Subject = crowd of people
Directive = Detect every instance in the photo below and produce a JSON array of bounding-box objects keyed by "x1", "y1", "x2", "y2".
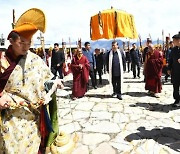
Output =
[
  {"x1": 0, "y1": 7, "x2": 179, "y2": 154},
  {"x1": 42, "y1": 33, "x2": 179, "y2": 105}
]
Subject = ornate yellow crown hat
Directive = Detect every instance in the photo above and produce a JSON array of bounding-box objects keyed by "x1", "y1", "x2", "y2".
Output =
[{"x1": 8, "y1": 8, "x2": 46, "y2": 40}]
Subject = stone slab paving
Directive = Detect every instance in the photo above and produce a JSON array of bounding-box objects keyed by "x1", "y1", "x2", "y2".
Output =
[{"x1": 56, "y1": 70, "x2": 180, "y2": 154}]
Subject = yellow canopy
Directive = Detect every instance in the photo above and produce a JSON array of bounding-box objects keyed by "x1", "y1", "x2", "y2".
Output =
[{"x1": 90, "y1": 8, "x2": 138, "y2": 40}]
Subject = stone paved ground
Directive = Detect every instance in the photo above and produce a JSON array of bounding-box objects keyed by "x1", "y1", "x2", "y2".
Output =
[{"x1": 56, "y1": 69, "x2": 180, "y2": 154}]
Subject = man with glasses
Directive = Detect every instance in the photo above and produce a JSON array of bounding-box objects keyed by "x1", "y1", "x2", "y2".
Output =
[{"x1": 107, "y1": 41, "x2": 125, "y2": 100}]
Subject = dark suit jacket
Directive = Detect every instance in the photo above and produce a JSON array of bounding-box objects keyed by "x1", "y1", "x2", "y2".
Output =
[
  {"x1": 130, "y1": 48, "x2": 140, "y2": 64},
  {"x1": 51, "y1": 49, "x2": 65, "y2": 69},
  {"x1": 106, "y1": 50, "x2": 126, "y2": 72},
  {"x1": 95, "y1": 53, "x2": 103, "y2": 70},
  {"x1": 168, "y1": 46, "x2": 180, "y2": 84}
]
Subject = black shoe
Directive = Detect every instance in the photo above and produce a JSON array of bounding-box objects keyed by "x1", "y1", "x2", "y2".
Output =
[
  {"x1": 52, "y1": 76, "x2": 56, "y2": 80},
  {"x1": 165, "y1": 76, "x2": 168, "y2": 82},
  {"x1": 117, "y1": 95, "x2": 122, "y2": 100},
  {"x1": 93, "y1": 86, "x2": 97, "y2": 89},
  {"x1": 137, "y1": 76, "x2": 140, "y2": 78},
  {"x1": 133, "y1": 76, "x2": 136, "y2": 79},
  {"x1": 112, "y1": 93, "x2": 117, "y2": 98},
  {"x1": 172, "y1": 100, "x2": 180, "y2": 107}
]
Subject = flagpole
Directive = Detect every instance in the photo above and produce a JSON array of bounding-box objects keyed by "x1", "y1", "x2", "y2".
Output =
[
  {"x1": 162, "y1": 29, "x2": 165, "y2": 51},
  {"x1": 62, "y1": 38, "x2": 64, "y2": 48},
  {"x1": 138, "y1": 34, "x2": 142, "y2": 52},
  {"x1": 69, "y1": 37, "x2": 72, "y2": 60},
  {"x1": 40, "y1": 32, "x2": 46, "y2": 63},
  {"x1": 12, "y1": 9, "x2": 15, "y2": 29}
]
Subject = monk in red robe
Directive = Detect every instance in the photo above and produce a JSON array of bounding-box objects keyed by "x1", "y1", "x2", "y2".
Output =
[
  {"x1": 144, "y1": 45, "x2": 163, "y2": 97},
  {"x1": 71, "y1": 48, "x2": 90, "y2": 99}
]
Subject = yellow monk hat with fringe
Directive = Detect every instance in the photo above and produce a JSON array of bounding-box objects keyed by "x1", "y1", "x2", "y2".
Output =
[{"x1": 8, "y1": 8, "x2": 46, "y2": 40}]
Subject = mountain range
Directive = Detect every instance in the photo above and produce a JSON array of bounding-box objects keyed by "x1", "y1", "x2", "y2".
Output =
[
  {"x1": 0, "y1": 38, "x2": 164, "y2": 50},
  {"x1": 33, "y1": 39, "x2": 164, "y2": 50}
]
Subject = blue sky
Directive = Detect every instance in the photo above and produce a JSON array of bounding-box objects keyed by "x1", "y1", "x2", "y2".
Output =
[{"x1": 0, "y1": 0, "x2": 179, "y2": 45}]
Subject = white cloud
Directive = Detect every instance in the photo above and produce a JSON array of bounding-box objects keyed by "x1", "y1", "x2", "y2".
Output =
[{"x1": 0, "y1": 0, "x2": 179, "y2": 45}]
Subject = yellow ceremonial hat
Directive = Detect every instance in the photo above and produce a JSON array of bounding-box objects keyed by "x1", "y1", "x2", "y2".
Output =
[{"x1": 8, "y1": 8, "x2": 46, "y2": 40}]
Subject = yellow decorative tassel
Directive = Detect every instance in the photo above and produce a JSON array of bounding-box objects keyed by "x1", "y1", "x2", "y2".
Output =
[{"x1": 50, "y1": 131, "x2": 79, "y2": 154}]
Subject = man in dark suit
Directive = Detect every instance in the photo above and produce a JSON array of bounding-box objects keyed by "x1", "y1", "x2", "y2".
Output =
[
  {"x1": 51, "y1": 43, "x2": 65, "y2": 79},
  {"x1": 101, "y1": 48, "x2": 107, "y2": 74},
  {"x1": 168, "y1": 32, "x2": 180, "y2": 107},
  {"x1": 164, "y1": 41, "x2": 174, "y2": 82},
  {"x1": 130, "y1": 43, "x2": 141, "y2": 78},
  {"x1": 106, "y1": 41, "x2": 126, "y2": 100},
  {"x1": 94, "y1": 48, "x2": 103, "y2": 85}
]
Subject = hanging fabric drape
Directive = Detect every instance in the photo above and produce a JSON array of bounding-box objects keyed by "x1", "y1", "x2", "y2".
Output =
[{"x1": 90, "y1": 8, "x2": 138, "y2": 40}]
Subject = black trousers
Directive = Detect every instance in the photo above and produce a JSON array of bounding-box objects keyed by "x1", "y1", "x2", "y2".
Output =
[
  {"x1": 132, "y1": 62, "x2": 140, "y2": 77},
  {"x1": 94, "y1": 69, "x2": 102, "y2": 85},
  {"x1": 112, "y1": 76, "x2": 121, "y2": 95},
  {"x1": 103, "y1": 64, "x2": 106, "y2": 73},
  {"x1": 127, "y1": 61, "x2": 131, "y2": 72},
  {"x1": 163, "y1": 66, "x2": 170, "y2": 81},
  {"x1": 173, "y1": 83, "x2": 180, "y2": 101},
  {"x1": 51, "y1": 66, "x2": 63, "y2": 79},
  {"x1": 89, "y1": 66, "x2": 96, "y2": 87}
]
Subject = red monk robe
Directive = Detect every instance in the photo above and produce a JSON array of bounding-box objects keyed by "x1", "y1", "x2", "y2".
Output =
[
  {"x1": 145, "y1": 48, "x2": 163, "y2": 93},
  {"x1": 71, "y1": 54, "x2": 90, "y2": 98}
]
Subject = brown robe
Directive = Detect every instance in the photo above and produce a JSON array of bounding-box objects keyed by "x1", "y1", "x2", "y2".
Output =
[
  {"x1": 145, "y1": 50, "x2": 163, "y2": 93},
  {"x1": 71, "y1": 55, "x2": 90, "y2": 98}
]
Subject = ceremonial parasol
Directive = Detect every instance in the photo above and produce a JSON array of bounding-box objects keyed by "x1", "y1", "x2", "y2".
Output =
[{"x1": 90, "y1": 7, "x2": 138, "y2": 40}]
